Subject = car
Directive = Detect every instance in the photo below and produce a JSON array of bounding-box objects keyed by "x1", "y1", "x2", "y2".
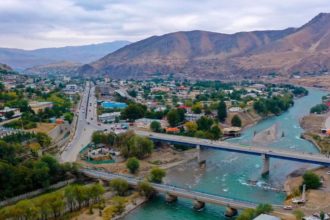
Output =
[
  {"x1": 327, "y1": 171, "x2": 330, "y2": 175},
  {"x1": 283, "y1": 205, "x2": 293, "y2": 210},
  {"x1": 98, "y1": 123, "x2": 101, "y2": 126},
  {"x1": 87, "y1": 122, "x2": 90, "y2": 125}
]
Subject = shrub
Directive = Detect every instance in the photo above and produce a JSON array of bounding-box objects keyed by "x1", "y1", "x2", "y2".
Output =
[
  {"x1": 149, "y1": 167, "x2": 166, "y2": 183},
  {"x1": 126, "y1": 157, "x2": 140, "y2": 174},
  {"x1": 109, "y1": 179, "x2": 129, "y2": 196}
]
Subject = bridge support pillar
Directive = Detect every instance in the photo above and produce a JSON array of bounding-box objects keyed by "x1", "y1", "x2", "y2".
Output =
[
  {"x1": 261, "y1": 154, "x2": 270, "y2": 177},
  {"x1": 225, "y1": 207, "x2": 238, "y2": 217},
  {"x1": 196, "y1": 145, "x2": 206, "y2": 168},
  {"x1": 165, "y1": 193, "x2": 177, "y2": 203},
  {"x1": 193, "y1": 200, "x2": 205, "y2": 211}
]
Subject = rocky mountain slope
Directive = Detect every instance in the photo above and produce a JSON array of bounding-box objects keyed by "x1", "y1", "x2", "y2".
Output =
[
  {"x1": 80, "y1": 13, "x2": 330, "y2": 79},
  {"x1": 0, "y1": 41, "x2": 130, "y2": 70}
]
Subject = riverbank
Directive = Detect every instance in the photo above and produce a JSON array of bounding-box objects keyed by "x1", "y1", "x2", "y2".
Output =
[{"x1": 284, "y1": 167, "x2": 330, "y2": 216}]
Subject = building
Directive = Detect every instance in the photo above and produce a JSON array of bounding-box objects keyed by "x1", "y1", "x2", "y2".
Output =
[
  {"x1": 98, "y1": 112, "x2": 121, "y2": 123},
  {"x1": 101, "y1": 101, "x2": 127, "y2": 109},
  {"x1": 0, "y1": 107, "x2": 21, "y2": 118},
  {"x1": 228, "y1": 107, "x2": 243, "y2": 113},
  {"x1": 29, "y1": 101, "x2": 53, "y2": 113},
  {"x1": 64, "y1": 84, "x2": 79, "y2": 94},
  {"x1": 185, "y1": 113, "x2": 204, "y2": 121},
  {"x1": 253, "y1": 214, "x2": 280, "y2": 220}
]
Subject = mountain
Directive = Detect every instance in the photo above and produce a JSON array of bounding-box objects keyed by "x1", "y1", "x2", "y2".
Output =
[
  {"x1": 0, "y1": 63, "x2": 13, "y2": 72},
  {"x1": 81, "y1": 13, "x2": 330, "y2": 79},
  {"x1": 23, "y1": 61, "x2": 81, "y2": 75},
  {"x1": 0, "y1": 41, "x2": 130, "y2": 70}
]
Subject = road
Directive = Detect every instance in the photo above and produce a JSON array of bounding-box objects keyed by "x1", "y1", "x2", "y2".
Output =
[
  {"x1": 61, "y1": 81, "x2": 101, "y2": 162},
  {"x1": 81, "y1": 168, "x2": 280, "y2": 210},
  {"x1": 135, "y1": 130, "x2": 330, "y2": 166}
]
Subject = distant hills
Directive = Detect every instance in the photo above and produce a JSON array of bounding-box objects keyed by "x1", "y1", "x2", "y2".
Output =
[
  {"x1": 0, "y1": 41, "x2": 130, "y2": 70},
  {"x1": 80, "y1": 13, "x2": 330, "y2": 79}
]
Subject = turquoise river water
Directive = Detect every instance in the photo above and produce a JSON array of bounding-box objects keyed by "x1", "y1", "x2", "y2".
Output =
[{"x1": 126, "y1": 88, "x2": 327, "y2": 220}]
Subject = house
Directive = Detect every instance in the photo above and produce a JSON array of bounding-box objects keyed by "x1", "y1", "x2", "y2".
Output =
[
  {"x1": 223, "y1": 127, "x2": 241, "y2": 137},
  {"x1": 165, "y1": 127, "x2": 180, "y2": 133},
  {"x1": 253, "y1": 214, "x2": 280, "y2": 220},
  {"x1": 228, "y1": 107, "x2": 243, "y2": 113},
  {"x1": 64, "y1": 84, "x2": 79, "y2": 94}
]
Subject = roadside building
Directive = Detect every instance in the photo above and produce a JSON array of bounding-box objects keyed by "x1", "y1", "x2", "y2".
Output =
[
  {"x1": 223, "y1": 127, "x2": 241, "y2": 137},
  {"x1": 228, "y1": 107, "x2": 243, "y2": 113},
  {"x1": 0, "y1": 107, "x2": 21, "y2": 118},
  {"x1": 135, "y1": 118, "x2": 167, "y2": 129},
  {"x1": 98, "y1": 112, "x2": 121, "y2": 123},
  {"x1": 64, "y1": 84, "x2": 79, "y2": 94},
  {"x1": 165, "y1": 127, "x2": 180, "y2": 134}
]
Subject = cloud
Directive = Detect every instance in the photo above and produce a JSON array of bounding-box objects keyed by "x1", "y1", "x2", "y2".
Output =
[{"x1": 0, "y1": 0, "x2": 329, "y2": 49}]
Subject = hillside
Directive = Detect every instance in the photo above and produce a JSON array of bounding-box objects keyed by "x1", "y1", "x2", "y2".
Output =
[
  {"x1": 23, "y1": 61, "x2": 81, "y2": 75},
  {"x1": 81, "y1": 13, "x2": 330, "y2": 79},
  {"x1": 0, "y1": 41, "x2": 130, "y2": 70}
]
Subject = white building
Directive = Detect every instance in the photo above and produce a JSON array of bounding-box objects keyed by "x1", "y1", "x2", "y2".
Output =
[
  {"x1": 98, "y1": 112, "x2": 121, "y2": 123},
  {"x1": 253, "y1": 214, "x2": 280, "y2": 220},
  {"x1": 185, "y1": 113, "x2": 204, "y2": 121}
]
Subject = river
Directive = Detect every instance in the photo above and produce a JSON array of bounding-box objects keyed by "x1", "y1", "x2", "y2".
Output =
[{"x1": 125, "y1": 88, "x2": 327, "y2": 220}]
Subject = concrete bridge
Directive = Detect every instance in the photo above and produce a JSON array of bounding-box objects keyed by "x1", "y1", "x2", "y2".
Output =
[
  {"x1": 135, "y1": 130, "x2": 330, "y2": 176},
  {"x1": 81, "y1": 168, "x2": 281, "y2": 216}
]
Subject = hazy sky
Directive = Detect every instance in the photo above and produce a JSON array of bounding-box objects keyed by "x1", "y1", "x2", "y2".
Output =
[{"x1": 0, "y1": 0, "x2": 329, "y2": 50}]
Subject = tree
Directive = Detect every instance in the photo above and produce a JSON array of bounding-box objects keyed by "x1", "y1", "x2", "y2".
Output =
[
  {"x1": 303, "y1": 171, "x2": 322, "y2": 189},
  {"x1": 255, "y1": 204, "x2": 273, "y2": 215},
  {"x1": 210, "y1": 125, "x2": 222, "y2": 140},
  {"x1": 110, "y1": 178, "x2": 129, "y2": 196},
  {"x1": 137, "y1": 181, "x2": 155, "y2": 199},
  {"x1": 217, "y1": 100, "x2": 227, "y2": 122},
  {"x1": 111, "y1": 196, "x2": 126, "y2": 215},
  {"x1": 196, "y1": 116, "x2": 213, "y2": 131},
  {"x1": 231, "y1": 115, "x2": 242, "y2": 127},
  {"x1": 150, "y1": 121, "x2": 162, "y2": 132},
  {"x1": 293, "y1": 210, "x2": 304, "y2": 220},
  {"x1": 126, "y1": 157, "x2": 140, "y2": 174},
  {"x1": 167, "y1": 109, "x2": 180, "y2": 127},
  {"x1": 64, "y1": 112, "x2": 74, "y2": 124},
  {"x1": 149, "y1": 167, "x2": 166, "y2": 183},
  {"x1": 191, "y1": 102, "x2": 202, "y2": 114},
  {"x1": 121, "y1": 103, "x2": 146, "y2": 121},
  {"x1": 120, "y1": 135, "x2": 153, "y2": 159},
  {"x1": 185, "y1": 121, "x2": 198, "y2": 133},
  {"x1": 65, "y1": 185, "x2": 77, "y2": 212},
  {"x1": 236, "y1": 208, "x2": 256, "y2": 220}
]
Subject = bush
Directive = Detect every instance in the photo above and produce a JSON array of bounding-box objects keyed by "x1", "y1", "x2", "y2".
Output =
[
  {"x1": 126, "y1": 157, "x2": 140, "y2": 174},
  {"x1": 149, "y1": 167, "x2": 166, "y2": 183},
  {"x1": 293, "y1": 210, "x2": 304, "y2": 220},
  {"x1": 255, "y1": 204, "x2": 273, "y2": 215},
  {"x1": 302, "y1": 171, "x2": 322, "y2": 189},
  {"x1": 137, "y1": 181, "x2": 155, "y2": 199},
  {"x1": 109, "y1": 178, "x2": 129, "y2": 196},
  {"x1": 150, "y1": 121, "x2": 162, "y2": 132}
]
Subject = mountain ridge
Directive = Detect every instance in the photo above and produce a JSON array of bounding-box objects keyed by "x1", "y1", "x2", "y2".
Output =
[{"x1": 80, "y1": 13, "x2": 330, "y2": 79}]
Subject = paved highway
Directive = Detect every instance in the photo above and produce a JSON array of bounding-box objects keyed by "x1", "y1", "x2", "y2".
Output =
[
  {"x1": 81, "y1": 168, "x2": 279, "y2": 210},
  {"x1": 61, "y1": 82, "x2": 100, "y2": 162},
  {"x1": 135, "y1": 130, "x2": 330, "y2": 166}
]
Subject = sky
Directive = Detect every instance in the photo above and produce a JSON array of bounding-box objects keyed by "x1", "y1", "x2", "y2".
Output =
[{"x1": 0, "y1": 0, "x2": 329, "y2": 50}]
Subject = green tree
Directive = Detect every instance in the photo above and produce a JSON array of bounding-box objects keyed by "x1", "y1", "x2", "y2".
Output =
[
  {"x1": 112, "y1": 196, "x2": 126, "y2": 215},
  {"x1": 120, "y1": 135, "x2": 153, "y2": 159},
  {"x1": 65, "y1": 185, "x2": 77, "y2": 212},
  {"x1": 210, "y1": 125, "x2": 222, "y2": 140},
  {"x1": 149, "y1": 167, "x2": 166, "y2": 183},
  {"x1": 167, "y1": 109, "x2": 180, "y2": 127},
  {"x1": 191, "y1": 102, "x2": 202, "y2": 114},
  {"x1": 64, "y1": 112, "x2": 74, "y2": 124},
  {"x1": 110, "y1": 178, "x2": 129, "y2": 196},
  {"x1": 217, "y1": 100, "x2": 227, "y2": 122},
  {"x1": 150, "y1": 121, "x2": 162, "y2": 132},
  {"x1": 121, "y1": 103, "x2": 146, "y2": 121},
  {"x1": 303, "y1": 171, "x2": 322, "y2": 189},
  {"x1": 137, "y1": 181, "x2": 155, "y2": 199},
  {"x1": 126, "y1": 157, "x2": 140, "y2": 174},
  {"x1": 197, "y1": 116, "x2": 213, "y2": 131},
  {"x1": 231, "y1": 115, "x2": 242, "y2": 127}
]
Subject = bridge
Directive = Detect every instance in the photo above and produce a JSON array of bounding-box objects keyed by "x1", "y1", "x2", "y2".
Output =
[
  {"x1": 135, "y1": 130, "x2": 330, "y2": 176},
  {"x1": 81, "y1": 168, "x2": 282, "y2": 216}
]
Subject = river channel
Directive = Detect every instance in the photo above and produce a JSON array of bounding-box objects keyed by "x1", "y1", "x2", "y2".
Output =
[{"x1": 125, "y1": 88, "x2": 327, "y2": 220}]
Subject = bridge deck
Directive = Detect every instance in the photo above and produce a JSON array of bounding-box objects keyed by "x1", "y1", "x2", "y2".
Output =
[
  {"x1": 135, "y1": 130, "x2": 330, "y2": 166},
  {"x1": 82, "y1": 169, "x2": 282, "y2": 210}
]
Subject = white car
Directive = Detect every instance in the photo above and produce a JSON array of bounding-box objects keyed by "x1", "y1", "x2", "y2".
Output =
[{"x1": 326, "y1": 171, "x2": 330, "y2": 175}]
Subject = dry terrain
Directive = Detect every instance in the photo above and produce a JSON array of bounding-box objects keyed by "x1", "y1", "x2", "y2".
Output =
[{"x1": 29, "y1": 123, "x2": 57, "y2": 133}]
